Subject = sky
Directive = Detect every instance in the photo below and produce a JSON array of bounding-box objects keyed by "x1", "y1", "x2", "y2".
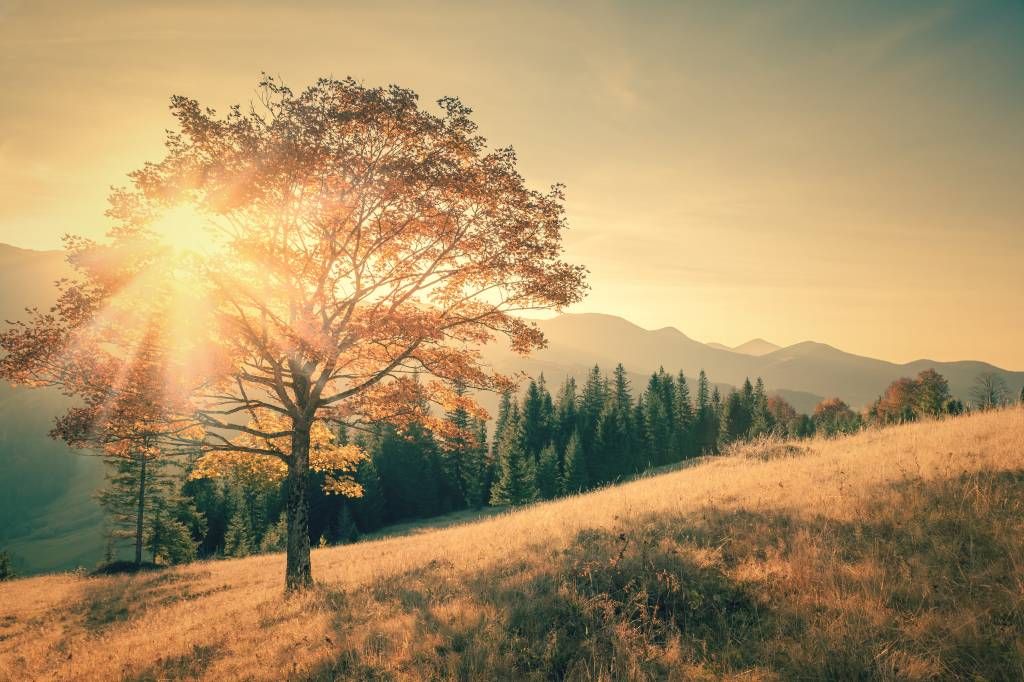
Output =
[{"x1": 1, "y1": 0, "x2": 1022, "y2": 368}]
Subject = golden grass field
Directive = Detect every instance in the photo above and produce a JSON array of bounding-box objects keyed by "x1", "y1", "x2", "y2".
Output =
[{"x1": 2, "y1": 408, "x2": 1023, "y2": 680}]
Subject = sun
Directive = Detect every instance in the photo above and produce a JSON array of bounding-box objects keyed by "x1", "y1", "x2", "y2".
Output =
[{"x1": 148, "y1": 204, "x2": 226, "y2": 257}]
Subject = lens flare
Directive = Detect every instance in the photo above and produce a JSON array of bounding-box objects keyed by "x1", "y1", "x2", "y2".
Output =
[{"x1": 148, "y1": 204, "x2": 225, "y2": 257}]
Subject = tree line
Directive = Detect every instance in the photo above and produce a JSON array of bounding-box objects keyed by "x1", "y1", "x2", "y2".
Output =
[{"x1": 69, "y1": 363, "x2": 1011, "y2": 573}]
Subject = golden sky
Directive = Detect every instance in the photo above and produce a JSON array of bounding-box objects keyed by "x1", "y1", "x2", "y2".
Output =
[{"x1": 2, "y1": 1, "x2": 1022, "y2": 368}]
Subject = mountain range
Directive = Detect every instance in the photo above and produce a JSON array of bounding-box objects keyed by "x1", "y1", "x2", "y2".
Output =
[
  {"x1": 484, "y1": 313, "x2": 1024, "y2": 412},
  {"x1": 706, "y1": 338, "x2": 782, "y2": 356},
  {"x1": 1, "y1": 243, "x2": 1022, "y2": 574}
]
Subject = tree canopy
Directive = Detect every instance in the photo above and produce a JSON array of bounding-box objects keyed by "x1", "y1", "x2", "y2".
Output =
[{"x1": 0, "y1": 76, "x2": 586, "y2": 590}]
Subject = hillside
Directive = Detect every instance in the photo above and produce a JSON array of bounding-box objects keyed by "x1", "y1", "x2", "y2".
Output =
[
  {"x1": 2, "y1": 408, "x2": 1022, "y2": 680},
  {"x1": 0, "y1": 244, "x2": 70, "y2": 322},
  {"x1": 0, "y1": 384, "x2": 105, "y2": 574},
  {"x1": 0, "y1": 245, "x2": 107, "y2": 574}
]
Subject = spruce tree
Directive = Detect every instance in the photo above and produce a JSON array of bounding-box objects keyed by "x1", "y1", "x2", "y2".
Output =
[
  {"x1": 492, "y1": 390, "x2": 514, "y2": 459},
  {"x1": 643, "y1": 370, "x2": 674, "y2": 466},
  {"x1": 721, "y1": 390, "x2": 752, "y2": 444},
  {"x1": 350, "y1": 458, "x2": 386, "y2": 532},
  {"x1": 611, "y1": 364, "x2": 633, "y2": 415},
  {"x1": 489, "y1": 408, "x2": 538, "y2": 506},
  {"x1": 579, "y1": 365, "x2": 606, "y2": 452},
  {"x1": 673, "y1": 371, "x2": 695, "y2": 458},
  {"x1": 181, "y1": 469, "x2": 227, "y2": 559},
  {"x1": 0, "y1": 550, "x2": 14, "y2": 581},
  {"x1": 521, "y1": 378, "x2": 552, "y2": 458},
  {"x1": 740, "y1": 378, "x2": 755, "y2": 413},
  {"x1": 560, "y1": 430, "x2": 588, "y2": 494},
  {"x1": 373, "y1": 421, "x2": 443, "y2": 521},
  {"x1": 224, "y1": 502, "x2": 254, "y2": 557},
  {"x1": 632, "y1": 395, "x2": 648, "y2": 468},
  {"x1": 607, "y1": 364, "x2": 639, "y2": 475},
  {"x1": 749, "y1": 377, "x2": 774, "y2": 437},
  {"x1": 259, "y1": 514, "x2": 288, "y2": 553},
  {"x1": 599, "y1": 405, "x2": 636, "y2": 479},
  {"x1": 460, "y1": 418, "x2": 491, "y2": 509},
  {"x1": 539, "y1": 374, "x2": 555, "y2": 450},
  {"x1": 553, "y1": 377, "x2": 579, "y2": 455},
  {"x1": 536, "y1": 444, "x2": 560, "y2": 500},
  {"x1": 711, "y1": 387, "x2": 723, "y2": 443},
  {"x1": 694, "y1": 370, "x2": 713, "y2": 453},
  {"x1": 696, "y1": 370, "x2": 710, "y2": 411},
  {"x1": 329, "y1": 506, "x2": 359, "y2": 545},
  {"x1": 96, "y1": 448, "x2": 185, "y2": 567},
  {"x1": 438, "y1": 381, "x2": 472, "y2": 510},
  {"x1": 145, "y1": 502, "x2": 198, "y2": 565}
]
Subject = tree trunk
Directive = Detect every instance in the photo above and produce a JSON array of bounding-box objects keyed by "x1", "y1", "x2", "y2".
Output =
[
  {"x1": 135, "y1": 453, "x2": 147, "y2": 567},
  {"x1": 285, "y1": 423, "x2": 313, "y2": 591}
]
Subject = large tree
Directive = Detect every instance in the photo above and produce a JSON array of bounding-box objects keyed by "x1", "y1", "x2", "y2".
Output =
[{"x1": 0, "y1": 76, "x2": 585, "y2": 590}]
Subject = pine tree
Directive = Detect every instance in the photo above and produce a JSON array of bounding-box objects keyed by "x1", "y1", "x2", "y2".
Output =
[
  {"x1": 696, "y1": 369, "x2": 710, "y2": 412},
  {"x1": 96, "y1": 448, "x2": 184, "y2": 567},
  {"x1": 693, "y1": 370, "x2": 714, "y2": 453},
  {"x1": 259, "y1": 514, "x2": 288, "y2": 553},
  {"x1": 740, "y1": 378, "x2": 755, "y2": 413},
  {"x1": 606, "y1": 364, "x2": 639, "y2": 475},
  {"x1": 598, "y1": 404, "x2": 637, "y2": 479},
  {"x1": 492, "y1": 390, "x2": 514, "y2": 459},
  {"x1": 438, "y1": 381, "x2": 472, "y2": 510},
  {"x1": 632, "y1": 396, "x2": 648, "y2": 467},
  {"x1": 579, "y1": 365, "x2": 606, "y2": 451},
  {"x1": 349, "y1": 457, "x2": 386, "y2": 532},
  {"x1": 329, "y1": 506, "x2": 359, "y2": 545},
  {"x1": 539, "y1": 374, "x2": 555, "y2": 450},
  {"x1": 489, "y1": 408, "x2": 538, "y2": 506},
  {"x1": 673, "y1": 371, "x2": 695, "y2": 458},
  {"x1": 611, "y1": 364, "x2": 632, "y2": 415},
  {"x1": 521, "y1": 378, "x2": 552, "y2": 458},
  {"x1": 553, "y1": 377, "x2": 579, "y2": 455},
  {"x1": 721, "y1": 390, "x2": 752, "y2": 444},
  {"x1": 461, "y1": 418, "x2": 490, "y2": 509},
  {"x1": 536, "y1": 444, "x2": 560, "y2": 500},
  {"x1": 145, "y1": 502, "x2": 198, "y2": 565},
  {"x1": 0, "y1": 550, "x2": 14, "y2": 581},
  {"x1": 698, "y1": 384, "x2": 721, "y2": 454},
  {"x1": 791, "y1": 413, "x2": 815, "y2": 438},
  {"x1": 181, "y1": 469, "x2": 227, "y2": 559},
  {"x1": 224, "y1": 502, "x2": 254, "y2": 557},
  {"x1": 643, "y1": 369, "x2": 677, "y2": 466},
  {"x1": 749, "y1": 377, "x2": 774, "y2": 437},
  {"x1": 560, "y1": 430, "x2": 588, "y2": 494},
  {"x1": 373, "y1": 421, "x2": 443, "y2": 521}
]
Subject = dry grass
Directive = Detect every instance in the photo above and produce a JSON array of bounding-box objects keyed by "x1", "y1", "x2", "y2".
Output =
[{"x1": 2, "y1": 408, "x2": 1023, "y2": 680}]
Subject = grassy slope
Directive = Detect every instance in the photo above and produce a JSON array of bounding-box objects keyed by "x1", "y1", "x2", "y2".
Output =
[{"x1": 1, "y1": 409, "x2": 1023, "y2": 681}]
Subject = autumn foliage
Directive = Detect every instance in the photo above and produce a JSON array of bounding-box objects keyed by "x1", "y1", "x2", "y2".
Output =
[{"x1": 0, "y1": 76, "x2": 586, "y2": 590}]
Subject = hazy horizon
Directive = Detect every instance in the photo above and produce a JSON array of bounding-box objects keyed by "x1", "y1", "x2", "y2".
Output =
[{"x1": 2, "y1": 0, "x2": 1022, "y2": 367}]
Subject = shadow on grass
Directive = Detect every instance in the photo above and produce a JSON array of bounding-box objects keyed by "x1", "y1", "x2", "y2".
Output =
[
  {"x1": 360, "y1": 506, "x2": 507, "y2": 543},
  {"x1": 303, "y1": 469, "x2": 1024, "y2": 680},
  {"x1": 74, "y1": 567, "x2": 225, "y2": 633},
  {"x1": 123, "y1": 644, "x2": 222, "y2": 682}
]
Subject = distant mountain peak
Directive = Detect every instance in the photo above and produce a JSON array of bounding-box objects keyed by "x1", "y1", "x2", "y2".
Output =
[{"x1": 732, "y1": 338, "x2": 782, "y2": 356}]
